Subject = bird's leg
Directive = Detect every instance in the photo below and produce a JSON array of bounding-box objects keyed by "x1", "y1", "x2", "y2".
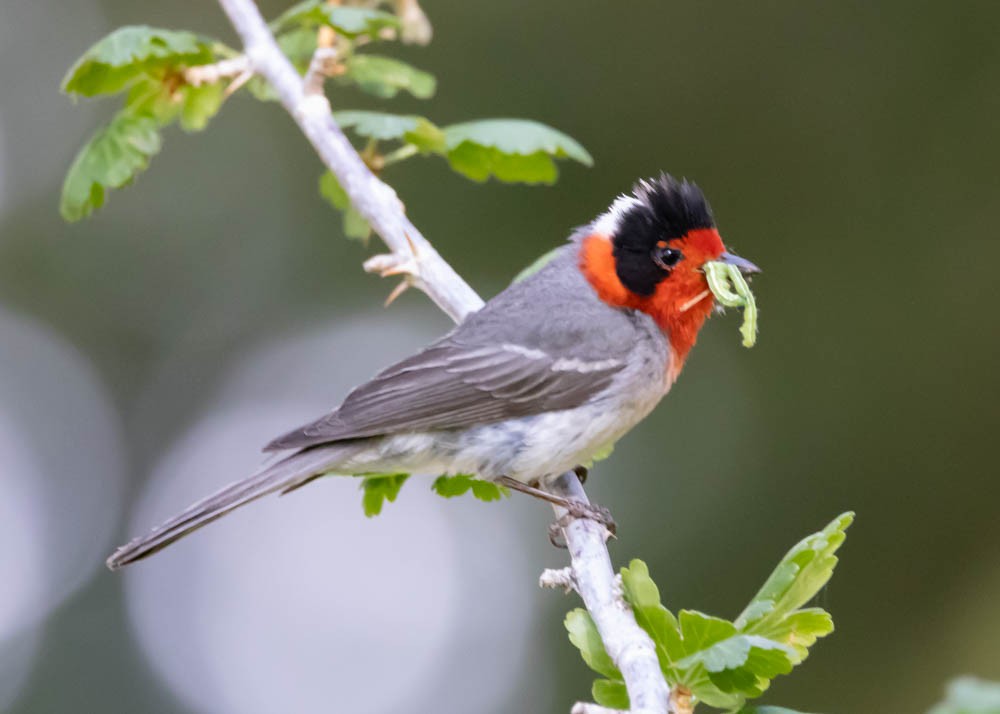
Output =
[{"x1": 495, "y1": 476, "x2": 617, "y2": 546}]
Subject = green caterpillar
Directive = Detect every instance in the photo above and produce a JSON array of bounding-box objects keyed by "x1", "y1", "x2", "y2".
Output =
[{"x1": 703, "y1": 261, "x2": 758, "y2": 348}]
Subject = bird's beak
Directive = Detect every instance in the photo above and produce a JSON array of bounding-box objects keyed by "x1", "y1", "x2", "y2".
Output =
[{"x1": 719, "y1": 251, "x2": 761, "y2": 275}]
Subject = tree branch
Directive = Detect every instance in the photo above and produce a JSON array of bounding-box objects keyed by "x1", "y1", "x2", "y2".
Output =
[{"x1": 212, "y1": 1, "x2": 671, "y2": 711}]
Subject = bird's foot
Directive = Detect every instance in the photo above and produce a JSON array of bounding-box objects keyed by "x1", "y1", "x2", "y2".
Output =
[
  {"x1": 560, "y1": 501, "x2": 617, "y2": 536},
  {"x1": 548, "y1": 501, "x2": 617, "y2": 547},
  {"x1": 494, "y1": 475, "x2": 616, "y2": 546}
]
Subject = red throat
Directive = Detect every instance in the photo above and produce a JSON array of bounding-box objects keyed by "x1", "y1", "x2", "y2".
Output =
[{"x1": 579, "y1": 231, "x2": 723, "y2": 380}]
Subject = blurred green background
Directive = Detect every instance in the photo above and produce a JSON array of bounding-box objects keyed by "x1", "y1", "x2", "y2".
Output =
[{"x1": 1, "y1": 1, "x2": 999, "y2": 713}]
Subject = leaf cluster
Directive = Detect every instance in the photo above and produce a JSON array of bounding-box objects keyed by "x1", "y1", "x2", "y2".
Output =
[
  {"x1": 566, "y1": 513, "x2": 854, "y2": 713},
  {"x1": 61, "y1": 4, "x2": 592, "y2": 229},
  {"x1": 356, "y1": 473, "x2": 509, "y2": 517}
]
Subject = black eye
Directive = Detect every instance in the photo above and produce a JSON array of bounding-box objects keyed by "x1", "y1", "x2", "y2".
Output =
[{"x1": 652, "y1": 243, "x2": 683, "y2": 272}]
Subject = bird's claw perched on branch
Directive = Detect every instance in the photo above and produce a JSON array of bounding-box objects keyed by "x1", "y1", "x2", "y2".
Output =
[{"x1": 561, "y1": 501, "x2": 617, "y2": 537}]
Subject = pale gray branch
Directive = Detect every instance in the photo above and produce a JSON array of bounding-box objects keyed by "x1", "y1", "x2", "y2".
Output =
[{"x1": 212, "y1": 1, "x2": 670, "y2": 711}]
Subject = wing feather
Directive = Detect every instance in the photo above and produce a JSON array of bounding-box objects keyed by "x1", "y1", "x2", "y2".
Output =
[{"x1": 264, "y1": 338, "x2": 623, "y2": 451}]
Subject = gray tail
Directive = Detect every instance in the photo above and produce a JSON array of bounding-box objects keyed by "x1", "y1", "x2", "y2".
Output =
[{"x1": 106, "y1": 445, "x2": 356, "y2": 570}]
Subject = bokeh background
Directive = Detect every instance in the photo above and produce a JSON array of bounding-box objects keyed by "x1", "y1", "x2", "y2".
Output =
[{"x1": 1, "y1": 1, "x2": 999, "y2": 712}]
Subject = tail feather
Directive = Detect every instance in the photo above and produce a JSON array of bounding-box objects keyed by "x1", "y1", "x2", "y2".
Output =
[{"x1": 106, "y1": 445, "x2": 355, "y2": 570}]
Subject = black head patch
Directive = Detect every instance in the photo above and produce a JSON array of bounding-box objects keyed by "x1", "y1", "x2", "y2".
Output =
[{"x1": 612, "y1": 174, "x2": 715, "y2": 296}]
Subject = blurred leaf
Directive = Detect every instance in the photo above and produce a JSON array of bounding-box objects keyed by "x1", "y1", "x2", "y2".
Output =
[
  {"x1": 278, "y1": 27, "x2": 320, "y2": 68},
  {"x1": 592, "y1": 679, "x2": 630, "y2": 710},
  {"x1": 441, "y1": 119, "x2": 592, "y2": 184},
  {"x1": 271, "y1": 1, "x2": 400, "y2": 38},
  {"x1": 179, "y1": 82, "x2": 225, "y2": 132},
  {"x1": 358, "y1": 473, "x2": 409, "y2": 517},
  {"x1": 125, "y1": 78, "x2": 182, "y2": 125},
  {"x1": 928, "y1": 678, "x2": 1000, "y2": 714},
  {"x1": 431, "y1": 475, "x2": 509, "y2": 502},
  {"x1": 60, "y1": 113, "x2": 161, "y2": 221},
  {"x1": 341, "y1": 55, "x2": 436, "y2": 99},
  {"x1": 63, "y1": 26, "x2": 213, "y2": 97},
  {"x1": 334, "y1": 110, "x2": 445, "y2": 153},
  {"x1": 318, "y1": 171, "x2": 372, "y2": 241}
]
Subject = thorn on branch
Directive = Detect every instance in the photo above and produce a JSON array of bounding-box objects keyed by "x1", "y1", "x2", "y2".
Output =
[{"x1": 384, "y1": 279, "x2": 411, "y2": 307}]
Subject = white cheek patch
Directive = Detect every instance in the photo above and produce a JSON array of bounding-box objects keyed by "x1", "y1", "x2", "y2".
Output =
[{"x1": 591, "y1": 194, "x2": 640, "y2": 237}]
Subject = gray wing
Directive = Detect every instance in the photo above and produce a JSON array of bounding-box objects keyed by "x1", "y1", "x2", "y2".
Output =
[
  {"x1": 264, "y1": 338, "x2": 624, "y2": 451},
  {"x1": 265, "y1": 245, "x2": 645, "y2": 452}
]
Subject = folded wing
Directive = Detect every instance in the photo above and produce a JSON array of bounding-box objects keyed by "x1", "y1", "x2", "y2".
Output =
[{"x1": 265, "y1": 339, "x2": 623, "y2": 451}]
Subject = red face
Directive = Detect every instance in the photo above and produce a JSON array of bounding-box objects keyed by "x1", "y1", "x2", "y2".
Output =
[{"x1": 579, "y1": 227, "x2": 727, "y2": 377}]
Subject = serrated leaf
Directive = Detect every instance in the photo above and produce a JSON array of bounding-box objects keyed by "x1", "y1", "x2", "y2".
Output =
[
  {"x1": 63, "y1": 26, "x2": 214, "y2": 97},
  {"x1": 179, "y1": 81, "x2": 225, "y2": 132},
  {"x1": 592, "y1": 679, "x2": 630, "y2": 710},
  {"x1": 60, "y1": 113, "x2": 162, "y2": 221},
  {"x1": 333, "y1": 110, "x2": 445, "y2": 153},
  {"x1": 671, "y1": 614, "x2": 794, "y2": 708},
  {"x1": 735, "y1": 513, "x2": 854, "y2": 635},
  {"x1": 431, "y1": 475, "x2": 509, "y2": 502},
  {"x1": 565, "y1": 609, "x2": 621, "y2": 680},
  {"x1": 318, "y1": 171, "x2": 372, "y2": 242},
  {"x1": 441, "y1": 119, "x2": 592, "y2": 184},
  {"x1": 341, "y1": 55, "x2": 436, "y2": 99},
  {"x1": 358, "y1": 473, "x2": 409, "y2": 517},
  {"x1": 928, "y1": 677, "x2": 1000, "y2": 714},
  {"x1": 272, "y1": 1, "x2": 400, "y2": 38},
  {"x1": 447, "y1": 144, "x2": 557, "y2": 184}
]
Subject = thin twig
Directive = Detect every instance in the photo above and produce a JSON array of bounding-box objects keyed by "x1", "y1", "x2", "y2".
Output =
[
  {"x1": 212, "y1": 1, "x2": 670, "y2": 711},
  {"x1": 184, "y1": 56, "x2": 251, "y2": 86}
]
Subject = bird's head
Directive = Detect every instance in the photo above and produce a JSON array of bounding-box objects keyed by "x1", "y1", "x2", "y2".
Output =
[{"x1": 579, "y1": 174, "x2": 759, "y2": 371}]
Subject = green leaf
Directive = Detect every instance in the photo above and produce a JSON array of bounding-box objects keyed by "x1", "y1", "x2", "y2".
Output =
[
  {"x1": 592, "y1": 679, "x2": 630, "y2": 710},
  {"x1": 671, "y1": 611, "x2": 795, "y2": 708},
  {"x1": 735, "y1": 513, "x2": 854, "y2": 636},
  {"x1": 125, "y1": 78, "x2": 182, "y2": 124},
  {"x1": 318, "y1": 171, "x2": 372, "y2": 241},
  {"x1": 441, "y1": 119, "x2": 592, "y2": 184},
  {"x1": 341, "y1": 55, "x2": 436, "y2": 99},
  {"x1": 271, "y1": 1, "x2": 400, "y2": 38},
  {"x1": 60, "y1": 113, "x2": 162, "y2": 221},
  {"x1": 431, "y1": 475, "x2": 509, "y2": 502},
  {"x1": 333, "y1": 110, "x2": 445, "y2": 153},
  {"x1": 63, "y1": 26, "x2": 214, "y2": 97},
  {"x1": 358, "y1": 473, "x2": 409, "y2": 517},
  {"x1": 565, "y1": 609, "x2": 621, "y2": 680},
  {"x1": 619, "y1": 560, "x2": 684, "y2": 669},
  {"x1": 928, "y1": 677, "x2": 1000, "y2": 714},
  {"x1": 179, "y1": 82, "x2": 225, "y2": 132}
]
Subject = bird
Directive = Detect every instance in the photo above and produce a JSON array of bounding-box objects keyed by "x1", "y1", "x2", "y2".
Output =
[{"x1": 107, "y1": 173, "x2": 759, "y2": 569}]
